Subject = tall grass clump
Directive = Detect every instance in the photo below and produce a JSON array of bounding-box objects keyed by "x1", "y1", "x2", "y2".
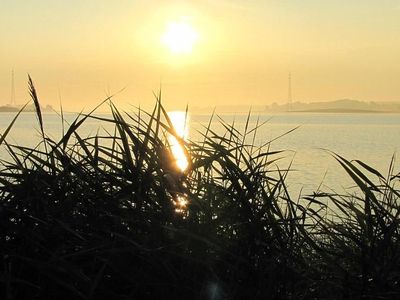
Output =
[
  {"x1": 302, "y1": 153, "x2": 400, "y2": 299},
  {"x1": 0, "y1": 77, "x2": 400, "y2": 299}
]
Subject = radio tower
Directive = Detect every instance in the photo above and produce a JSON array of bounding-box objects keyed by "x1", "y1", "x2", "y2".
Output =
[
  {"x1": 10, "y1": 69, "x2": 16, "y2": 106},
  {"x1": 287, "y1": 72, "x2": 292, "y2": 112}
]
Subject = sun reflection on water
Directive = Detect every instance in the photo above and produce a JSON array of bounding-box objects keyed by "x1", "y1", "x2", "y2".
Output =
[
  {"x1": 167, "y1": 111, "x2": 190, "y2": 172},
  {"x1": 167, "y1": 111, "x2": 190, "y2": 214}
]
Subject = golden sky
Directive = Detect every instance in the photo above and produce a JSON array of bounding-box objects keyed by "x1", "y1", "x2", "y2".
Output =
[{"x1": 1, "y1": 0, "x2": 400, "y2": 111}]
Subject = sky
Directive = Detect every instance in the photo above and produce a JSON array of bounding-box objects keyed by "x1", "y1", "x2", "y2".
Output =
[{"x1": 1, "y1": 0, "x2": 400, "y2": 111}]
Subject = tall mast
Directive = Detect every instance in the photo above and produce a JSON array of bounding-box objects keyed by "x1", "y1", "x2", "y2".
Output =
[
  {"x1": 287, "y1": 72, "x2": 292, "y2": 112},
  {"x1": 10, "y1": 69, "x2": 16, "y2": 106}
]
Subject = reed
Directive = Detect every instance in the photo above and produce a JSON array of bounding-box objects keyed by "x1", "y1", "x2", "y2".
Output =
[{"x1": 0, "y1": 78, "x2": 399, "y2": 299}]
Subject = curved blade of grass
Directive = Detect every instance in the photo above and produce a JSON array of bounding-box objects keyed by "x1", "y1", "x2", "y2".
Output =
[
  {"x1": 0, "y1": 101, "x2": 29, "y2": 146},
  {"x1": 55, "y1": 96, "x2": 111, "y2": 151},
  {"x1": 354, "y1": 159, "x2": 385, "y2": 180}
]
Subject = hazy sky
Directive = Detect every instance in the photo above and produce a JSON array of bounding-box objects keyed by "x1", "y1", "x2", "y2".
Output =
[{"x1": 1, "y1": 0, "x2": 400, "y2": 111}]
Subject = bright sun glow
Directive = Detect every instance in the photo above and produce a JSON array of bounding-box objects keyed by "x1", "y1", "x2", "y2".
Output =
[
  {"x1": 161, "y1": 21, "x2": 199, "y2": 54},
  {"x1": 167, "y1": 111, "x2": 189, "y2": 172}
]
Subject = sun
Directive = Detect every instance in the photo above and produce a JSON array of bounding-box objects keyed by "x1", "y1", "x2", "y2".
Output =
[{"x1": 161, "y1": 21, "x2": 199, "y2": 54}]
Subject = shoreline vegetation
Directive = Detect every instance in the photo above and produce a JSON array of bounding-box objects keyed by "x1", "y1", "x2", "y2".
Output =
[{"x1": 1, "y1": 79, "x2": 400, "y2": 299}]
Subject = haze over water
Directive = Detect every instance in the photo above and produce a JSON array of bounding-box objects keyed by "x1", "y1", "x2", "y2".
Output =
[{"x1": 1, "y1": 1, "x2": 400, "y2": 110}]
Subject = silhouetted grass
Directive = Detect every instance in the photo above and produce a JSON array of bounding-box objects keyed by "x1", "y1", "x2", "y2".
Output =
[{"x1": 0, "y1": 78, "x2": 399, "y2": 299}]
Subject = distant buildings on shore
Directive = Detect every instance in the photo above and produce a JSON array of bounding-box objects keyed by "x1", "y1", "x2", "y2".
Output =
[{"x1": 2, "y1": 70, "x2": 54, "y2": 113}]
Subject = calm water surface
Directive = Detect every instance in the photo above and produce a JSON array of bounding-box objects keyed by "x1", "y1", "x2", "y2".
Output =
[
  {"x1": 192, "y1": 113, "x2": 400, "y2": 195},
  {"x1": 1, "y1": 112, "x2": 399, "y2": 196}
]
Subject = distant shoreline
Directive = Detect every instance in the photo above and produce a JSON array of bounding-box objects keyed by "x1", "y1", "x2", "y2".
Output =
[
  {"x1": 0, "y1": 105, "x2": 53, "y2": 113},
  {"x1": 190, "y1": 109, "x2": 400, "y2": 115},
  {"x1": 290, "y1": 108, "x2": 394, "y2": 114},
  {"x1": 194, "y1": 99, "x2": 400, "y2": 115},
  {"x1": 1, "y1": 109, "x2": 399, "y2": 115}
]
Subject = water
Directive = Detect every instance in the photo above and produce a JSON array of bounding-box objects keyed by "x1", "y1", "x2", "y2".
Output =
[
  {"x1": 195, "y1": 113, "x2": 400, "y2": 195},
  {"x1": 1, "y1": 111, "x2": 399, "y2": 196}
]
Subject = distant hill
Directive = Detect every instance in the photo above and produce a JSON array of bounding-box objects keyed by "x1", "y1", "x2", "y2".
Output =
[
  {"x1": 0, "y1": 104, "x2": 54, "y2": 113},
  {"x1": 0, "y1": 105, "x2": 19, "y2": 112},
  {"x1": 193, "y1": 99, "x2": 400, "y2": 114},
  {"x1": 273, "y1": 99, "x2": 400, "y2": 113}
]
